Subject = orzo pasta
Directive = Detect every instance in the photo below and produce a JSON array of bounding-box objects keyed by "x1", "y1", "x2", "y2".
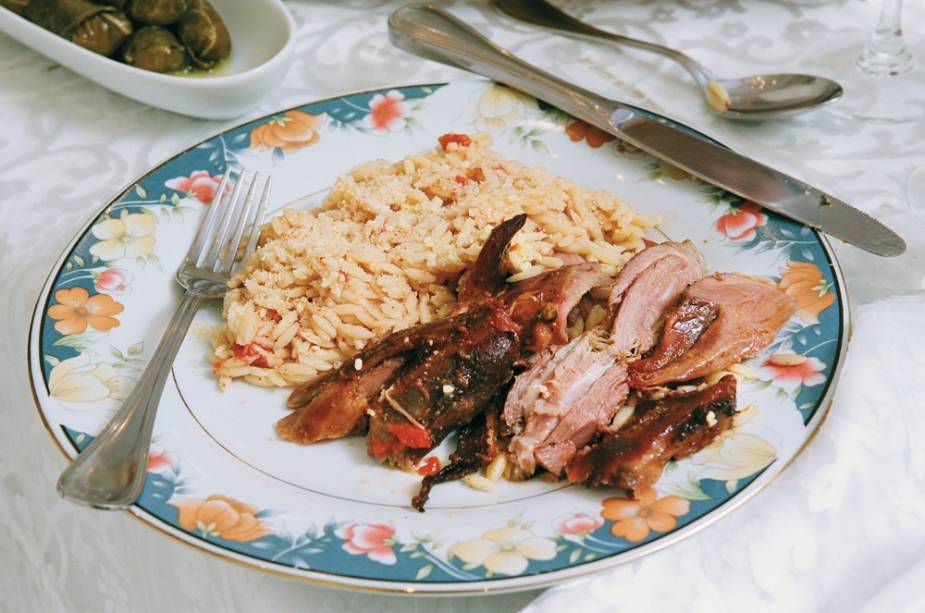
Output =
[{"x1": 213, "y1": 134, "x2": 657, "y2": 389}]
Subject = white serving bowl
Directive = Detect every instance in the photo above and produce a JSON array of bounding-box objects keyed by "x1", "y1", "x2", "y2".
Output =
[{"x1": 0, "y1": 0, "x2": 295, "y2": 119}]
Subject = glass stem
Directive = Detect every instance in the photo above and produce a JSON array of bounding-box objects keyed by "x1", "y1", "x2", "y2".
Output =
[{"x1": 858, "y1": 0, "x2": 915, "y2": 76}]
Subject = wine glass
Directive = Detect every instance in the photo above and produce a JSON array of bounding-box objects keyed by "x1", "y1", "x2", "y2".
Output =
[
  {"x1": 857, "y1": 0, "x2": 915, "y2": 76},
  {"x1": 804, "y1": 0, "x2": 925, "y2": 121}
]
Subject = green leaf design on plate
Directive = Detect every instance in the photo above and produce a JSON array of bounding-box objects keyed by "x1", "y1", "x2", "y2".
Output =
[
  {"x1": 673, "y1": 476, "x2": 711, "y2": 501},
  {"x1": 415, "y1": 564, "x2": 433, "y2": 580},
  {"x1": 52, "y1": 331, "x2": 102, "y2": 352}
]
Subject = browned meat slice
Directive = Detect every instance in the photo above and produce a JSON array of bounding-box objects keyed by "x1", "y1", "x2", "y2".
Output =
[
  {"x1": 505, "y1": 241, "x2": 709, "y2": 478},
  {"x1": 367, "y1": 306, "x2": 519, "y2": 469},
  {"x1": 411, "y1": 409, "x2": 501, "y2": 512},
  {"x1": 278, "y1": 312, "x2": 476, "y2": 444},
  {"x1": 609, "y1": 243, "x2": 707, "y2": 356},
  {"x1": 533, "y1": 364, "x2": 629, "y2": 476},
  {"x1": 629, "y1": 273, "x2": 796, "y2": 387},
  {"x1": 565, "y1": 375, "x2": 738, "y2": 494},
  {"x1": 500, "y1": 263, "x2": 612, "y2": 351},
  {"x1": 276, "y1": 359, "x2": 403, "y2": 443},
  {"x1": 501, "y1": 347, "x2": 557, "y2": 432},
  {"x1": 607, "y1": 241, "x2": 705, "y2": 309},
  {"x1": 507, "y1": 334, "x2": 617, "y2": 476},
  {"x1": 629, "y1": 299, "x2": 718, "y2": 375},
  {"x1": 456, "y1": 214, "x2": 527, "y2": 307}
]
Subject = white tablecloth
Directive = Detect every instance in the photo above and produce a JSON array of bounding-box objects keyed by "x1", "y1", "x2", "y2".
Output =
[{"x1": 2, "y1": 1, "x2": 923, "y2": 611}]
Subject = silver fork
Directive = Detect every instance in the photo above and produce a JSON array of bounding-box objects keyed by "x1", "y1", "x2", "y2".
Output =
[{"x1": 56, "y1": 168, "x2": 271, "y2": 509}]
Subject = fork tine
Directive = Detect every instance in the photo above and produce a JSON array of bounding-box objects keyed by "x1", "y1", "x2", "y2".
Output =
[
  {"x1": 242, "y1": 176, "x2": 271, "y2": 263},
  {"x1": 217, "y1": 172, "x2": 260, "y2": 273},
  {"x1": 201, "y1": 169, "x2": 248, "y2": 268},
  {"x1": 185, "y1": 167, "x2": 232, "y2": 265}
]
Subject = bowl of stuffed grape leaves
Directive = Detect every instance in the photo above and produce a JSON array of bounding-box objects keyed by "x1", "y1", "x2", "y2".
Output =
[{"x1": 0, "y1": 0, "x2": 295, "y2": 118}]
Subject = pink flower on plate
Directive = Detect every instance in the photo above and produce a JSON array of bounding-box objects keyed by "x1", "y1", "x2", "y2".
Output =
[
  {"x1": 165, "y1": 170, "x2": 224, "y2": 204},
  {"x1": 758, "y1": 352, "x2": 826, "y2": 390},
  {"x1": 335, "y1": 522, "x2": 397, "y2": 565},
  {"x1": 714, "y1": 202, "x2": 768, "y2": 242},
  {"x1": 365, "y1": 90, "x2": 407, "y2": 133},
  {"x1": 94, "y1": 267, "x2": 130, "y2": 294},
  {"x1": 556, "y1": 512, "x2": 604, "y2": 537},
  {"x1": 146, "y1": 445, "x2": 172, "y2": 473}
]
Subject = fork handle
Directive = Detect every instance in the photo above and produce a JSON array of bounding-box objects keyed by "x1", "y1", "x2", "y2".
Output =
[{"x1": 56, "y1": 290, "x2": 206, "y2": 509}]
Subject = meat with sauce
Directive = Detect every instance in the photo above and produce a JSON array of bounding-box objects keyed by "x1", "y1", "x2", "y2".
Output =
[
  {"x1": 366, "y1": 306, "x2": 519, "y2": 469},
  {"x1": 504, "y1": 241, "x2": 707, "y2": 478},
  {"x1": 278, "y1": 312, "x2": 476, "y2": 444},
  {"x1": 411, "y1": 408, "x2": 501, "y2": 512},
  {"x1": 565, "y1": 375, "x2": 738, "y2": 494},
  {"x1": 629, "y1": 273, "x2": 796, "y2": 387}
]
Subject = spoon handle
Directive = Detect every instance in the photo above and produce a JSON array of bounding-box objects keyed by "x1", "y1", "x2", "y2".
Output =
[{"x1": 494, "y1": 0, "x2": 712, "y2": 88}]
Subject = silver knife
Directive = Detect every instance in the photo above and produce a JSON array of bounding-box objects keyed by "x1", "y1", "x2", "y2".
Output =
[{"x1": 388, "y1": 4, "x2": 906, "y2": 257}]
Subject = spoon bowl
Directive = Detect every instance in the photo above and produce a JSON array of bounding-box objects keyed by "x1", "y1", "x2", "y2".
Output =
[
  {"x1": 713, "y1": 73, "x2": 844, "y2": 120},
  {"x1": 495, "y1": 0, "x2": 843, "y2": 121}
]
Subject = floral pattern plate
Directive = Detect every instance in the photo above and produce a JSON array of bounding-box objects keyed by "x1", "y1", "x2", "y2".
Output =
[{"x1": 28, "y1": 81, "x2": 848, "y2": 594}]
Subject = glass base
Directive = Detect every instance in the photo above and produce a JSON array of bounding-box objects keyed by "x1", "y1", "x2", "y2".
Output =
[
  {"x1": 857, "y1": 38, "x2": 916, "y2": 76},
  {"x1": 801, "y1": 33, "x2": 925, "y2": 121}
]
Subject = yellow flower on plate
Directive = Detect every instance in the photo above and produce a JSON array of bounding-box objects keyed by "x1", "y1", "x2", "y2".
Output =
[
  {"x1": 89, "y1": 212, "x2": 156, "y2": 262},
  {"x1": 691, "y1": 432, "x2": 777, "y2": 483},
  {"x1": 449, "y1": 526, "x2": 556, "y2": 576},
  {"x1": 48, "y1": 354, "x2": 134, "y2": 403},
  {"x1": 474, "y1": 84, "x2": 537, "y2": 133}
]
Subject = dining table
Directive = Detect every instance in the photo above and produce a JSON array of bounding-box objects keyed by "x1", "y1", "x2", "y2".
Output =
[{"x1": 2, "y1": 1, "x2": 924, "y2": 611}]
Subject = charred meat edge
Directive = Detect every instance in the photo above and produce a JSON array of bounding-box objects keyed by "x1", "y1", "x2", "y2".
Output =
[{"x1": 565, "y1": 375, "x2": 738, "y2": 495}]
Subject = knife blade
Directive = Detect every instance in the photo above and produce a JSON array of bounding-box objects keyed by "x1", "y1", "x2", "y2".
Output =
[{"x1": 388, "y1": 4, "x2": 905, "y2": 257}]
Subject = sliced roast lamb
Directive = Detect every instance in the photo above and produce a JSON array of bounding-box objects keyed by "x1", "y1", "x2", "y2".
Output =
[
  {"x1": 565, "y1": 375, "x2": 738, "y2": 495},
  {"x1": 499, "y1": 262, "x2": 612, "y2": 352},
  {"x1": 506, "y1": 333, "x2": 621, "y2": 477},
  {"x1": 532, "y1": 362, "x2": 629, "y2": 476},
  {"x1": 505, "y1": 240, "x2": 708, "y2": 478},
  {"x1": 608, "y1": 241, "x2": 706, "y2": 356},
  {"x1": 629, "y1": 273, "x2": 796, "y2": 387}
]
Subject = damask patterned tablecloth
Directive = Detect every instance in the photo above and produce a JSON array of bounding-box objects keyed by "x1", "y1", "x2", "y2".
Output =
[{"x1": 1, "y1": 1, "x2": 924, "y2": 611}]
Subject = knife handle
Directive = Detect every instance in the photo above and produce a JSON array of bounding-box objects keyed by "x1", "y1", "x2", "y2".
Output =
[{"x1": 389, "y1": 4, "x2": 621, "y2": 133}]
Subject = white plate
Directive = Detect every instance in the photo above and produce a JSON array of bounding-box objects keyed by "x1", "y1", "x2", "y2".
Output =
[
  {"x1": 29, "y1": 81, "x2": 848, "y2": 594},
  {"x1": 0, "y1": 0, "x2": 295, "y2": 119}
]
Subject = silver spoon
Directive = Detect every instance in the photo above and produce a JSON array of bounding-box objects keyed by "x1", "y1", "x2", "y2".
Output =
[{"x1": 495, "y1": 0, "x2": 843, "y2": 121}]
